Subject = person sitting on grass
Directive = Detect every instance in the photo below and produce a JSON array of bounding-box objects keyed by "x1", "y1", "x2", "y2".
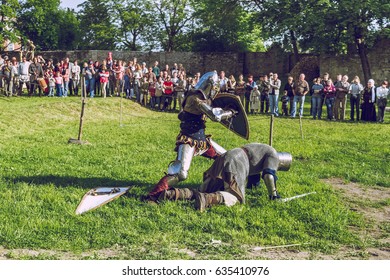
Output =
[{"x1": 157, "y1": 143, "x2": 292, "y2": 211}]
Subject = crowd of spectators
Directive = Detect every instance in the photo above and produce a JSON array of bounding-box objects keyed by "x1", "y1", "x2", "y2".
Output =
[{"x1": 0, "y1": 52, "x2": 388, "y2": 122}]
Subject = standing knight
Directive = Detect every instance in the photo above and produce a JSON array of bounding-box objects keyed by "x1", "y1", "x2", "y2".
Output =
[{"x1": 146, "y1": 71, "x2": 237, "y2": 201}]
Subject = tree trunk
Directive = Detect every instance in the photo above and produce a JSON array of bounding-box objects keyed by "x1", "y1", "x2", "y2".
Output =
[
  {"x1": 132, "y1": 34, "x2": 137, "y2": 51},
  {"x1": 355, "y1": 33, "x2": 371, "y2": 83},
  {"x1": 290, "y1": 30, "x2": 300, "y2": 65},
  {"x1": 167, "y1": 35, "x2": 174, "y2": 52}
]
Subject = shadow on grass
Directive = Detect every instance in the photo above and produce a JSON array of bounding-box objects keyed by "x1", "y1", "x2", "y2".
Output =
[
  {"x1": 5, "y1": 174, "x2": 202, "y2": 194},
  {"x1": 5, "y1": 175, "x2": 150, "y2": 190}
]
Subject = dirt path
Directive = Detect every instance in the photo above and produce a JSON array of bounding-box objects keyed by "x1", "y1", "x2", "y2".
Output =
[
  {"x1": 325, "y1": 178, "x2": 390, "y2": 259},
  {"x1": 248, "y1": 178, "x2": 390, "y2": 260},
  {"x1": 0, "y1": 246, "x2": 126, "y2": 260}
]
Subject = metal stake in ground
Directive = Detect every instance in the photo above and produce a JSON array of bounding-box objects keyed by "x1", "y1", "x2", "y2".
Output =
[
  {"x1": 120, "y1": 88, "x2": 123, "y2": 127},
  {"x1": 299, "y1": 115, "x2": 304, "y2": 140},
  {"x1": 68, "y1": 76, "x2": 89, "y2": 145},
  {"x1": 120, "y1": 78, "x2": 125, "y2": 127},
  {"x1": 269, "y1": 114, "x2": 274, "y2": 146}
]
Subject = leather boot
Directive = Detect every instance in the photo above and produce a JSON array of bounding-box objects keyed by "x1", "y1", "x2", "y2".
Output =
[
  {"x1": 194, "y1": 191, "x2": 224, "y2": 212},
  {"x1": 269, "y1": 192, "x2": 281, "y2": 200},
  {"x1": 147, "y1": 174, "x2": 179, "y2": 201},
  {"x1": 158, "y1": 188, "x2": 194, "y2": 201}
]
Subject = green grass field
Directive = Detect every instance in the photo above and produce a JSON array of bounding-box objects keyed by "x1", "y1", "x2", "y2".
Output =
[{"x1": 0, "y1": 96, "x2": 389, "y2": 260}]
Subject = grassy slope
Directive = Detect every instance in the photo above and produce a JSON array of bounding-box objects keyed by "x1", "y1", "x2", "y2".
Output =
[{"x1": 0, "y1": 96, "x2": 389, "y2": 259}]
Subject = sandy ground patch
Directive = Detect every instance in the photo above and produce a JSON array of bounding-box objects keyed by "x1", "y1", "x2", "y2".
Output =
[
  {"x1": 246, "y1": 178, "x2": 389, "y2": 260},
  {"x1": 0, "y1": 246, "x2": 125, "y2": 260}
]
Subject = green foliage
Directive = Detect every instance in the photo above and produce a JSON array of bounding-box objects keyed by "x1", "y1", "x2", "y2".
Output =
[
  {"x1": 112, "y1": 0, "x2": 153, "y2": 51},
  {"x1": 191, "y1": 0, "x2": 265, "y2": 52},
  {"x1": 296, "y1": 0, "x2": 390, "y2": 54},
  {"x1": 0, "y1": 96, "x2": 388, "y2": 259},
  {"x1": 77, "y1": 0, "x2": 118, "y2": 50},
  {"x1": 57, "y1": 9, "x2": 81, "y2": 50},
  {"x1": 17, "y1": 0, "x2": 60, "y2": 50},
  {"x1": 0, "y1": 0, "x2": 21, "y2": 51},
  {"x1": 248, "y1": 0, "x2": 390, "y2": 55},
  {"x1": 249, "y1": 0, "x2": 302, "y2": 52},
  {"x1": 2, "y1": 0, "x2": 389, "y2": 53},
  {"x1": 16, "y1": 0, "x2": 79, "y2": 51},
  {"x1": 145, "y1": 0, "x2": 196, "y2": 51}
]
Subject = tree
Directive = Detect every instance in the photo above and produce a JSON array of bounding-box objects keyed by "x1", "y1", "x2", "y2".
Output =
[
  {"x1": 112, "y1": 0, "x2": 153, "y2": 51},
  {"x1": 247, "y1": 0, "x2": 315, "y2": 64},
  {"x1": 297, "y1": 0, "x2": 389, "y2": 83},
  {"x1": 332, "y1": 0, "x2": 389, "y2": 83},
  {"x1": 17, "y1": 0, "x2": 61, "y2": 50},
  {"x1": 17, "y1": 0, "x2": 80, "y2": 51},
  {"x1": 77, "y1": 0, "x2": 118, "y2": 50},
  {"x1": 191, "y1": 0, "x2": 265, "y2": 52},
  {"x1": 245, "y1": 0, "x2": 390, "y2": 82},
  {"x1": 0, "y1": 0, "x2": 20, "y2": 52},
  {"x1": 57, "y1": 9, "x2": 81, "y2": 50},
  {"x1": 150, "y1": 0, "x2": 195, "y2": 51}
]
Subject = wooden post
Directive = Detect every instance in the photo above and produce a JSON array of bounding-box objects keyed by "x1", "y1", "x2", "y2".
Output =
[
  {"x1": 269, "y1": 114, "x2": 274, "y2": 146},
  {"x1": 68, "y1": 76, "x2": 89, "y2": 144},
  {"x1": 78, "y1": 76, "x2": 87, "y2": 140}
]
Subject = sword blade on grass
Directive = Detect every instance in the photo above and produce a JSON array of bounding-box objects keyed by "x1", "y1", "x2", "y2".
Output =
[{"x1": 281, "y1": 191, "x2": 316, "y2": 203}]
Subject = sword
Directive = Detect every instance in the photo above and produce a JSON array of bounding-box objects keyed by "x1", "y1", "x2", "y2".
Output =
[{"x1": 280, "y1": 191, "x2": 316, "y2": 203}]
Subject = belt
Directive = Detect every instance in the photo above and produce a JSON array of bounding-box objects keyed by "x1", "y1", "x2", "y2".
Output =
[{"x1": 240, "y1": 147, "x2": 252, "y2": 161}]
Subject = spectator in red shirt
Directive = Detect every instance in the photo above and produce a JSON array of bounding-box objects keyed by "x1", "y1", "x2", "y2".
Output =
[
  {"x1": 323, "y1": 79, "x2": 336, "y2": 120},
  {"x1": 99, "y1": 66, "x2": 109, "y2": 98},
  {"x1": 162, "y1": 75, "x2": 174, "y2": 111}
]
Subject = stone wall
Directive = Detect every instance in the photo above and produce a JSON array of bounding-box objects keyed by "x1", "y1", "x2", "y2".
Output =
[
  {"x1": 24, "y1": 49, "x2": 290, "y2": 78},
  {"x1": 320, "y1": 39, "x2": 390, "y2": 83},
  {"x1": 3, "y1": 38, "x2": 390, "y2": 83}
]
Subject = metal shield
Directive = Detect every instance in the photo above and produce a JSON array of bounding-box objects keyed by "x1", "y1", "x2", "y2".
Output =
[
  {"x1": 75, "y1": 187, "x2": 131, "y2": 215},
  {"x1": 212, "y1": 93, "x2": 250, "y2": 140}
]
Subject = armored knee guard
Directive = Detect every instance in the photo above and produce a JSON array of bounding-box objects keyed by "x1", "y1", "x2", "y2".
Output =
[
  {"x1": 167, "y1": 144, "x2": 195, "y2": 181},
  {"x1": 148, "y1": 144, "x2": 195, "y2": 200},
  {"x1": 262, "y1": 168, "x2": 280, "y2": 200}
]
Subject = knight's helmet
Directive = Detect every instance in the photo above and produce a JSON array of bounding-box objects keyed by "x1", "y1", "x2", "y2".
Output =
[
  {"x1": 277, "y1": 152, "x2": 293, "y2": 171},
  {"x1": 194, "y1": 71, "x2": 219, "y2": 99}
]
